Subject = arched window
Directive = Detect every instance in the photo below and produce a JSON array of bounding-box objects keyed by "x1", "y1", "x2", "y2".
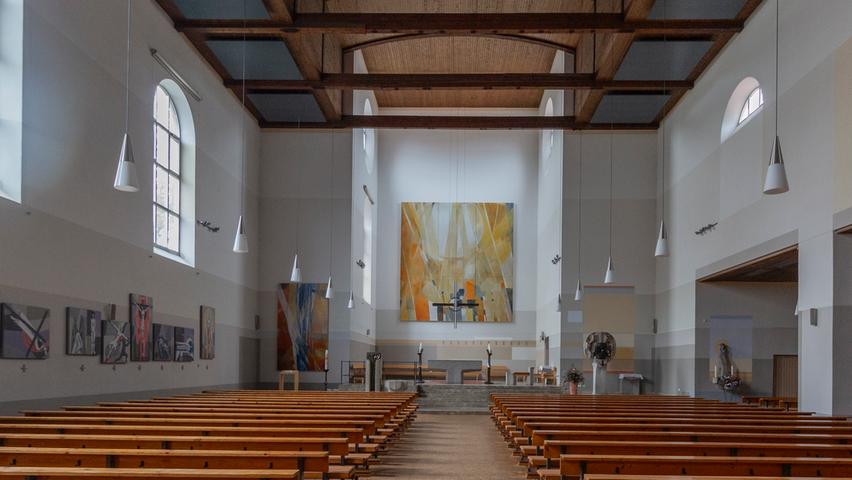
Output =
[
  {"x1": 362, "y1": 99, "x2": 375, "y2": 174},
  {"x1": 738, "y1": 87, "x2": 764, "y2": 125},
  {"x1": 721, "y1": 77, "x2": 763, "y2": 142},
  {"x1": 544, "y1": 97, "x2": 555, "y2": 158},
  {"x1": 152, "y1": 81, "x2": 196, "y2": 265},
  {"x1": 362, "y1": 195, "x2": 373, "y2": 305}
]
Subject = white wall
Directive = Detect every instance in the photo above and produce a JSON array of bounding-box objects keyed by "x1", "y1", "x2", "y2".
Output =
[
  {"x1": 375, "y1": 120, "x2": 539, "y2": 366},
  {"x1": 0, "y1": 0, "x2": 261, "y2": 402},
  {"x1": 536, "y1": 53, "x2": 566, "y2": 372},
  {"x1": 562, "y1": 131, "x2": 658, "y2": 387},
  {"x1": 348, "y1": 50, "x2": 379, "y2": 363},
  {"x1": 257, "y1": 130, "x2": 353, "y2": 385},
  {"x1": 657, "y1": 0, "x2": 852, "y2": 411}
]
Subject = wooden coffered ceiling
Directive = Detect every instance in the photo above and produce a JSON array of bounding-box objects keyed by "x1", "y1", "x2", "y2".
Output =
[{"x1": 155, "y1": 0, "x2": 762, "y2": 130}]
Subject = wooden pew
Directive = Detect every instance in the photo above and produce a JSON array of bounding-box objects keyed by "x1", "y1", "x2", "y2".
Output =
[
  {"x1": 545, "y1": 454, "x2": 852, "y2": 479},
  {"x1": 0, "y1": 447, "x2": 329, "y2": 475},
  {"x1": 527, "y1": 440, "x2": 852, "y2": 472},
  {"x1": 584, "y1": 476, "x2": 829, "y2": 480},
  {"x1": 0, "y1": 466, "x2": 300, "y2": 479}
]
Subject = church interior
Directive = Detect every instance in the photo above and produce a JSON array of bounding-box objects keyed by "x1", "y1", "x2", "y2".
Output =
[{"x1": 1, "y1": 0, "x2": 852, "y2": 478}]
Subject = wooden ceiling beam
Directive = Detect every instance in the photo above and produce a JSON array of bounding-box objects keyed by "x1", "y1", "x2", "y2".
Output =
[
  {"x1": 174, "y1": 14, "x2": 744, "y2": 35},
  {"x1": 575, "y1": 0, "x2": 656, "y2": 124},
  {"x1": 260, "y1": 115, "x2": 656, "y2": 130},
  {"x1": 258, "y1": 0, "x2": 342, "y2": 121},
  {"x1": 342, "y1": 33, "x2": 576, "y2": 54},
  {"x1": 225, "y1": 74, "x2": 692, "y2": 91}
]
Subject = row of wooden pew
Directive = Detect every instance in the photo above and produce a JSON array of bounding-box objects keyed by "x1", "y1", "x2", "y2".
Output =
[
  {"x1": 490, "y1": 393, "x2": 852, "y2": 480},
  {"x1": 0, "y1": 389, "x2": 418, "y2": 479}
]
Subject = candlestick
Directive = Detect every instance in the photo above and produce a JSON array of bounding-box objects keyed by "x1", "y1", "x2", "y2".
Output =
[
  {"x1": 714, "y1": 365, "x2": 718, "y2": 379},
  {"x1": 487, "y1": 343, "x2": 492, "y2": 354},
  {"x1": 418, "y1": 342, "x2": 423, "y2": 354},
  {"x1": 324, "y1": 349, "x2": 329, "y2": 372}
]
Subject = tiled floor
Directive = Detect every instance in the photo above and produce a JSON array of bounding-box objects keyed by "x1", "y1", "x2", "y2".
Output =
[{"x1": 371, "y1": 413, "x2": 527, "y2": 479}]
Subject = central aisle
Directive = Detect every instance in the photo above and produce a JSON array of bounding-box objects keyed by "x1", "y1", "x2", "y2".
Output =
[{"x1": 372, "y1": 413, "x2": 527, "y2": 479}]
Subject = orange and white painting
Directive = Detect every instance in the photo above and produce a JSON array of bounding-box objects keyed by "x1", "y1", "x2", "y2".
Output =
[{"x1": 400, "y1": 202, "x2": 514, "y2": 323}]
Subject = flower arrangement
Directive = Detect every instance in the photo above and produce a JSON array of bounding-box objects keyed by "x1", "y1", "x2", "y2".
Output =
[
  {"x1": 716, "y1": 374, "x2": 742, "y2": 392},
  {"x1": 563, "y1": 366, "x2": 584, "y2": 384}
]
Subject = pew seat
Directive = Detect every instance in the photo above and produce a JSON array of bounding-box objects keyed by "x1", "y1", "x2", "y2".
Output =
[{"x1": 0, "y1": 466, "x2": 299, "y2": 479}]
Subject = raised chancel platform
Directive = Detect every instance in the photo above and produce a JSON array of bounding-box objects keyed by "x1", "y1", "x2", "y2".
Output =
[{"x1": 416, "y1": 384, "x2": 562, "y2": 412}]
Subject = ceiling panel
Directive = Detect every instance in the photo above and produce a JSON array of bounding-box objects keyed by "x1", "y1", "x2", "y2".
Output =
[
  {"x1": 172, "y1": 0, "x2": 270, "y2": 19},
  {"x1": 249, "y1": 93, "x2": 326, "y2": 123},
  {"x1": 647, "y1": 0, "x2": 747, "y2": 20},
  {"x1": 591, "y1": 94, "x2": 671, "y2": 124},
  {"x1": 207, "y1": 40, "x2": 302, "y2": 80},
  {"x1": 615, "y1": 40, "x2": 714, "y2": 81}
]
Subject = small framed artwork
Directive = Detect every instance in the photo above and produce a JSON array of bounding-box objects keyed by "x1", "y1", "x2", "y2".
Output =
[
  {"x1": 66, "y1": 307, "x2": 100, "y2": 356},
  {"x1": 174, "y1": 326, "x2": 194, "y2": 362},
  {"x1": 152, "y1": 323, "x2": 174, "y2": 362},
  {"x1": 1, "y1": 303, "x2": 50, "y2": 359}
]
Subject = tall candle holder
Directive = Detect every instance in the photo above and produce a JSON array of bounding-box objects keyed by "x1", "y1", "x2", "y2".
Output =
[
  {"x1": 485, "y1": 345, "x2": 493, "y2": 385},
  {"x1": 324, "y1": 368, "x2": 329, "y2": 391}
]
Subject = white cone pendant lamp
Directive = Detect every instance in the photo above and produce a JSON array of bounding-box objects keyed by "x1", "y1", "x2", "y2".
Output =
[
  {"x1": 763, "y1": 136, "x2": 789, "y2": 194},
  {"x1": 347, "y1": 291, "x2": 355, "y2": 310},
  {"x1": 113, "y1": 0, "x2": 138, "y2": 193},
  {"x1": 325, "y1": 276, "x2": 334, "y2": 299},
  {"x1": 114, "y1": 134, "x2": 139, "y2": 192},
  {"x1": 574, "y1": 280, "x2": 583, "y2": 302},
  {"x1": 764, "y1": 0, "x2": 789, "y2": 196},
  {"x1": 604, "y1": 257, "x2": 615, "y2": 284},
  {"x1": 232, "y1": 215, "x2": 248, "y2": 253},
  {"x1": 556, "y1": 293, "x2": 562, "y2": 313},
  {"x1": 232, "y1": 2, "x2": 250, "y2": 253},
  {"x1": 655, "y1": 221, "x2": 669, "y2": 257},
  {"x1": 290, "y1": 255, "x2": 302, "y2": 283}
]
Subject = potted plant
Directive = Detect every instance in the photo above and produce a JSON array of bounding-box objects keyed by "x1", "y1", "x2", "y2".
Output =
[{"x1": 563, "y1": 366, "x2": 584, "y2": 395}]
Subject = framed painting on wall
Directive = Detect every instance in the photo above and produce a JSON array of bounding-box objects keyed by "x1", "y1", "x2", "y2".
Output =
[
  {"x1": 276, "y1": 283, "x2": 328, "y2": 371},
  {"x1": 174, "y1": 326, "x2": 194, "y2": 362},
  {"x1": 1, "y1": 303, "x2": 50, "y2": 359},
  {"x1": 66, "y1": 307, "x2": 100, "y2": 356},
  {"x1": 152, "y1": 323, "x2": 174, "y2": 362},
  {"x1": 101, "y1": 319, "x2": 129, "y2": 364},
  {"x1": 199, "y1": 305, "x2": 215, "y2": 360},
  {"x1": 129, "y1": 294, "x2": 153, "y2": 361}
]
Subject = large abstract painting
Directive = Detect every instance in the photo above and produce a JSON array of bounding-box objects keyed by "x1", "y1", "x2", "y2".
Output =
[
  {"x1": 174, "y1": 326, "x2": 194, "y2": 362},
  {"x1": 130, "y1": 294, "x2": 153, "y2": 361},
  {"x1": 1, "y1": 303, "x2": 50, "y2": 359},
  {"x1": 199, "y1": 306, "x2": 215, "y2": 360},
  {"x1": 66, "y1": 307, "x2": 100, "y2": 356},
  {"x1": 152, "y1": 323, "x2": 174, "y2": 362},
  {"x1": 276, "y1": 283, "x2": 329, "y2": 371},
  {"x1": 400, "y1": 202, "x2": 514, "y2": 322}
]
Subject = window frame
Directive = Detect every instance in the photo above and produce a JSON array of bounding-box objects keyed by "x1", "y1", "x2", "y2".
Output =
[
  {"x1": 152, "y1": 86, "x2": 183, "y2": 256},
  {"x1": 737, "y1": 87, "x2": 764, "y2": 126}
]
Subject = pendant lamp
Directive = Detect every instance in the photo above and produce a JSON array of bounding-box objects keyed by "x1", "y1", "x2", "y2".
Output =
[
  {"x1": 655, "y1": 0, "x2": 670, "y2": 257},
  {"x1": 232, "y1": 0, "x2": 249, "y2": 253},
  {"x1": 575, "y1": 132, "x2": 585, "y2": 300},
  {"x1": 290, "y1": 255, "x2": 302, "y2": 283},
  {"x1": 604, "y1": 256, "x2": 615, "y2": 285},
  {"x1": 113, "y1": 0, "x2": 138, "y2": 192},
  {"x1": 763, "y1": 0, "x2": 789, "y2": 195},
  {"x1": 347, "y1": 291, "x2": 355, "y2": 310}
]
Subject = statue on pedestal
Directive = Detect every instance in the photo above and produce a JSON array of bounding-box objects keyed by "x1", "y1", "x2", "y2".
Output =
[{"x1": 584, "y1": 332, "x2": 616, "y2": 395}]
